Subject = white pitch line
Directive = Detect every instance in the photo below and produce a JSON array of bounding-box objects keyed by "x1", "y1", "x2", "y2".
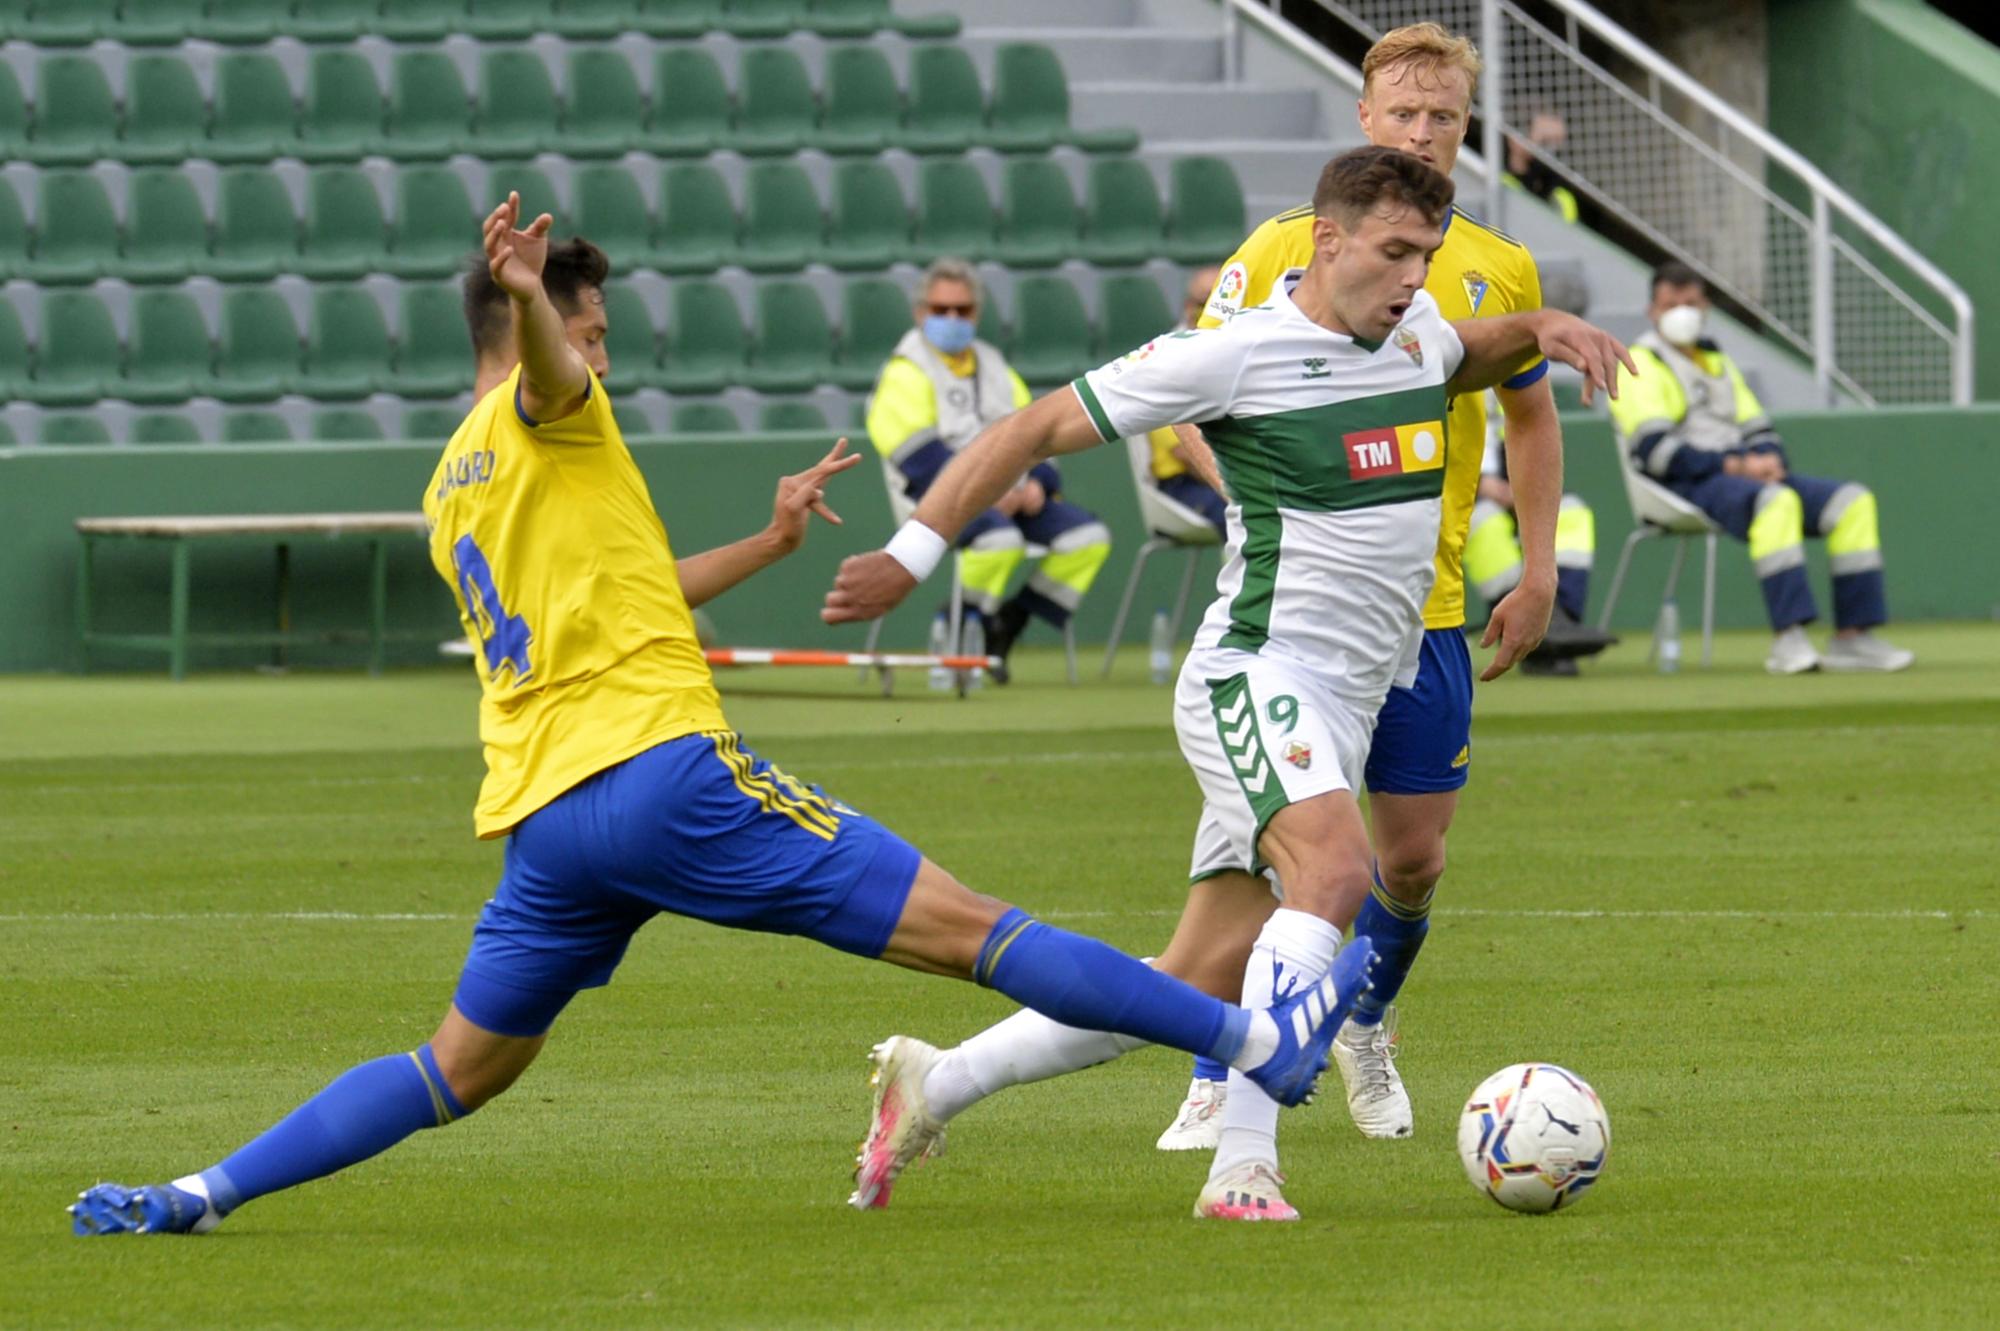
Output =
[{"x1": 0, "y1": 906, "x2": 1986, "y2": 925}]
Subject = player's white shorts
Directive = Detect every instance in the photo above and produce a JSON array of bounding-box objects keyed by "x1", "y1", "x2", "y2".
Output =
[{"x1": 1174, "y1": 646, "x2": 1380, "y2": 884}]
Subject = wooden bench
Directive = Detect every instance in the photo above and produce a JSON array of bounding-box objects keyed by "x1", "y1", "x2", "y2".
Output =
[{"x1": 75, "y1": 512, "x2": 433, "y2": 680}]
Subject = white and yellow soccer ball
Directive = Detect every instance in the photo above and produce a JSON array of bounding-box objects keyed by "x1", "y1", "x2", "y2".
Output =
[{"x1": 1457, "y1": 1063, "x2": 1610, "y2": 1213}]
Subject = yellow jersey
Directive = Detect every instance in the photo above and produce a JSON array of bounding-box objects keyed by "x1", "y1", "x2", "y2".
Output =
[
  {"x1": 1199, "y1": 204, "x2": 1546, "y2": 629},
  {"x1": 1146, "y1": 426, "x2": 1186, "y2": 480},
  {"x1": 423, "y1": 367, "x2": 727, "y2": 838}
]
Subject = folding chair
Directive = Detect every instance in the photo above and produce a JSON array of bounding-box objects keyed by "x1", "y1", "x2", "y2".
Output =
[
  {"x1": 1099, "y1": 434, "x2": 1222, "y2": 678},
  {"x1": 1595, "y1": 435, "x2": 1722, "y2": 668}
]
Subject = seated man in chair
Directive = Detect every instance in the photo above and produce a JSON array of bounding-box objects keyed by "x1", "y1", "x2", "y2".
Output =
[
  {"x1": 1609, "y1": 262, "x2": 1912, "y2": 674},
  {"x1": 866, "y1": 258, "x2": 1112, "y2": 681}
]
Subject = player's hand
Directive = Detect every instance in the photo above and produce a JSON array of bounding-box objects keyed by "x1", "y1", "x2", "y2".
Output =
[
  {"x1": 484, "y1": 192, "x2": 553, "y2": 304},
  {"x1": 1480, "y1": 574, "x2": 1555, "y2": 681},
  {"x1": 765, "y1": 438, "x2": 861, "y2": 555},
  {"x1": 1532, "y1": 312, "x2": 1638, "y2": 408},
  {"x1": 822, "y1": 551, "x2": 920, "y2": 624}
]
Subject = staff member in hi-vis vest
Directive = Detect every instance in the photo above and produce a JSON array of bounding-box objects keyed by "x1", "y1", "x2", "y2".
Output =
[
  {"x1": 866, "y1": 258, "x2": 1112, "y2": 682},
  {"x1": 1609, "y1": 262, "x2": 1913, "y2": 675}
]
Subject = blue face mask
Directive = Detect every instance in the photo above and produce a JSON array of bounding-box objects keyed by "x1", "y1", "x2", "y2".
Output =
[{"x1": 923, "y1": 313, "x2": 977, "y2": 354}]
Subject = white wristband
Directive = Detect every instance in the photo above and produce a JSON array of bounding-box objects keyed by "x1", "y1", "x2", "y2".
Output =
[{"x1": 884, "y1": 521, "x2": 949, "y2": 582}]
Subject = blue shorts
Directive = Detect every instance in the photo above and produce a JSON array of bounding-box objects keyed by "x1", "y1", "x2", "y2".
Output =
[
  {"x1": 454, "y1": 732, "x2": 922, "y2": 1036},
  {"x1": 1364, "y1": 628, "x2": 1474, "y2": 796}
]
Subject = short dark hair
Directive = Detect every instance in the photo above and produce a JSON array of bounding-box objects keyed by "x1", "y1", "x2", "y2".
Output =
[
  {"x1": 461, "y1": 236, "x2": 613, "y2": 356},
  {"x1": 1651, "y1": 260, "x2": 1706, "y2": 298},
  {"x1": 1312, "y1": 146, "x2": 1455, "y2": 231}
]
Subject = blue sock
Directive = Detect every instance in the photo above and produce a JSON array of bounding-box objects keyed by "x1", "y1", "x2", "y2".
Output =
[
  {"x1": 1349, "y1": 866, "x2": 1431, "y2": 1026},
  {"x1": 975, "y1": 909, "x2": 1250, "y2": 1065},
  {"x1": 200, "y1": 1044, "x2": 469, "y2": 1215},
  {"x1": 1192, "y1": 1055, "x2": 1230, "y2": 1083}
]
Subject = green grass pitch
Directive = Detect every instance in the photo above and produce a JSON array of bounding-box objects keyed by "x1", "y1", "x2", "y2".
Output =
[{"x1": 4, "y1": 624, "x2": 1998, "y2": 1329}]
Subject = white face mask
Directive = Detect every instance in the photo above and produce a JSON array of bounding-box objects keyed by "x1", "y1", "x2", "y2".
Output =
[{"x1": 1657, "y1": 304, "x2": 1705, "y2": 346}]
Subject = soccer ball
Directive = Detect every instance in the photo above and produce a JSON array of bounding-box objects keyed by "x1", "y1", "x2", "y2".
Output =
[{"x1": 1457, "y1": 1063, "x2": 1610, "y2": 1213}]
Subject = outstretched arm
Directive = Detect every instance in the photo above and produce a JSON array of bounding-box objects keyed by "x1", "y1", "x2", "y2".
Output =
[
  {"x1": 1450, "y1": 310, "x2": 1635, "y2": 406},
  {"x1": 678, "y1": 440, "x2": 861, "y2": 609},
  {"x1": 483, "y1": 192, "x2": 591, "y2": 424},
  {"x1": 821, "y1": 390, "x2": 1105, "y2": 624}
]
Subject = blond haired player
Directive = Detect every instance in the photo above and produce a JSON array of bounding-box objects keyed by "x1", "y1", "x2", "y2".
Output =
[{"x1": 1143, "y1": 23, "x2": 1570, "y2": 1162}]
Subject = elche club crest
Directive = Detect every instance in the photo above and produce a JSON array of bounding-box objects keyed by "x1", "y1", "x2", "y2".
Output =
[
  {"x1": 1282, "y1": 740, "x2": 1312, "y2": 770},
  {"x1": 1392, "y1": 326, "x2": 1423, "y2": 368}
]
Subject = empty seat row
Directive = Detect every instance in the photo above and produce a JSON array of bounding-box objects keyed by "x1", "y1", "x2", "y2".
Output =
[
  {"x1": 0, "y1": 43, "x2": 1125, "y2": 168},
  {"x1": 11, "y1": 398, "x2": 831, "y2": 447},
  {"x1": 6, "y1": 0, "x2": 956, "y2": 47},
  {"x1": 0, "y1": 156, "x2": 1243, "y2": 285},
  {"x1": 0, "y1": 270, "x2": 1182, "y2": 407}
]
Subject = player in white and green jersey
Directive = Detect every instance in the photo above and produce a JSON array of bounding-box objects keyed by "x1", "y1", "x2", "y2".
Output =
[{"x1": 823, "y1": 146, "x2": 1632, "y2": 1221}]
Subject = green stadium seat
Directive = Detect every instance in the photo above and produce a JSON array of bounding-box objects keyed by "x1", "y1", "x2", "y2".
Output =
[
  {"x1": 563, "y1": 49, "x2": 645, "y2": 158},
  {"x1": 39, "y1": 414, "x2": 115, "y2": 446},
  {"x1": 388, "y1": 166, "x2": 477, "y2": 279},
  {"x1": 1080, "y1": 157, "x2": 1164, "y2": 266},
  {"x1": 759, "y1": 400, "x2": 828, "y2": 431},
  {"x1": 831, "y1": 277, "x2": 908, "y2": 390},
  {"x1": 199, "y1": 0, "x2": 283, "y2": 44},
  {"x1": 29, "y1": 291, "x2": 119, "y2": 407},
  {"x1": 120, "y1": 56, "x2": 208, "y2": 164},
  {"x1": 1007, "y1": 274, "x2": 1093, "y2": 385},
  {"x1": 292, "y1": 0, "x2": 378, "y2": 43},
  {"x1": 600, "y1": 282, "x2": 663, "y2": 390},
  {"x1": 0, "y1": 179, "x2": 29, "y2": 281},
  {"x1": 222, "y1": 411, "x2": 294, "y2": 444},
  {"x1": 996, "y1": 158, "x2": 1080, "y2": 268},
  {"x1": 655, "y1": 163, "x2": 737, "y2": 274},
  {"x1": 612, "y1": 402, "x2": 655, "y2": 437},
  {"x1": 670, "y1": 401, "x2": 741, "y2": 434},
  {"x1": 380, "y1": 51, "x2": 471, "y2": 162},
  {"x1": 130, "y1": 412, "x2": 204, "y2": 445},
  {"x1": 743, "y1": 280, "x2": 833, "y2": 393},
  {"x1": 976, "y1": 298, "x2": 1009, "y2": 354},
  {"x1": 28, "y1": 57, "x2": 118, "y2": 166},
  {"x1": 734, "y1": 47, "x2": 817, "y2": 157},
  {"x1": 986, "y1": 43, "x2": 1140, "y2": 154},
  {"x1": 0, "y1": 301, "x2": 30, "y2": 399},
  {"x1": 634, "y1": 0, "x2": 719, "y2": 38},
  {"x1": 475, "y1": 51, "x2": 561, "y2": 158},
  {"x1": 647, "y1": 50, "x2": 731, "y2": 156},
  {"x1": 660, "y1": 280, "x2": 745, "y2": 394},
  {"x1": 1165, "y1": 156, "x2": 1247, "y2": 264},
  {"x1": 825, "y1": 161, "x2": 908, "y2": 272},
  {"x1": 900, "y1": 47, "x2": 983, "y2": 154},
  {"x1": 212, "y1": 288, "x2": 301, "y2": 402},
  {"x1": 809, "y1": 0, "x2": 959, "y2": 37},
  {"x1": 210, "y1": 54, "x2": 301, "y2": 164},
  {"x1": 207, "y1": 169, "x2": 299, "y2": 282},
  {"x1": 118, "y1": 0, "x2": 204, "y2": 45},
  {"x1": 463, "y1": 0, "x2": 542, "y2": 39},
  {"x1": 403, "y1": 403, "x2": 469, "y2": 440},
  {"x1": 299, "y1": 52, "x2": 383, "y2": 164},
  {"x1": 388, "y1": 282, "x2": 473, "y2": 398},
  {"x1": 379, "y1": 0, "x2": 457, "y2": 42},
  {"x1": 819, "y1": 47, "x2": 901, "y2": 155},
  {"x1": 299, "y1": 167, "x2": 388, "y2": 281},
  {"x1": 122, "y1": 290, "x2": 213, "y2": 405},
  {"x1": 300, "y1": 287, "x2": 391, "y2": 400},
  {"x1": 122, "y1": 170, "x2": 209, "y2": 284},
  {"x1": 914, "y1": 159, "x2": 995, "y2": 263},
  {"x1": 20, "y1": 0, "x2": 118, "y2": 46},
  {"x1": 1096, "y1": 273, "x2": 1175, "y2": 358},
  {"x1": 740, "y1": 162, "x2": 823, "y2": 272},
  {"x1": 0, "y1": 63, "x2": 28, "y2": 163},
  {"x1": 550, "y1": 0, "x2": 636, "y2": 39},
  {"x1": 313, "y1": 408, "x2": 387, "y2": 442},
  {"x1": 721, "y1": 0, "x2": 806, "y2": 39},
  {"x1": 489, "y1": 162, "x2": 565, "y2": 232},
  {"x1": 572, "y1": 165, "x2": 657, "y2": 266},
  {"x1": 26, "y1": 172, "x2": 118, "y2": 285}
]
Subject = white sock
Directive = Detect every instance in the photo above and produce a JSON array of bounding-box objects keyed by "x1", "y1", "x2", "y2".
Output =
[
  {"x1": 922, "y1": 1008, "x2": 1149, "y2": 1121},
  {"x1": 1207, "y1": 908, "x2": 1343, "y2": 1182},
  {"x1": 169, "y1": 1173, "x2": 223, "y2": 1233}
]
